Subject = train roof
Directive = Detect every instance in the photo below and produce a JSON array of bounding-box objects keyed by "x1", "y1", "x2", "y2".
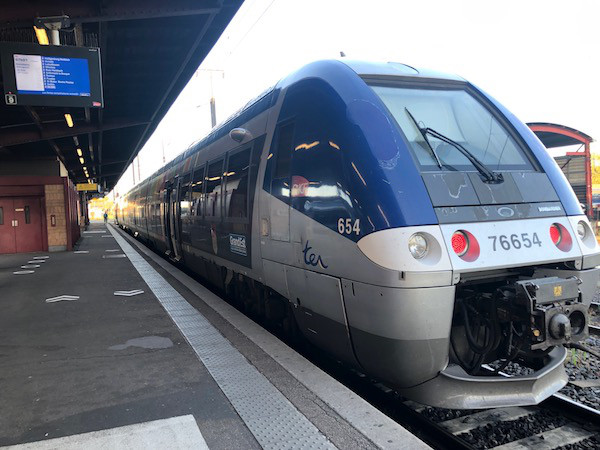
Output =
[
  {"x1": 338, "y1": 59, "x2": 466, "y2": 82},
  {"x1": 123, "y1": 59, "x2": 465, "y2": 197}
]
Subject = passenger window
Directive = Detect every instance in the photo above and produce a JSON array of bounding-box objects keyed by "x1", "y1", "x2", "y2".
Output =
[
  {"x1": 225, "y1": 148, "x2": 251, "y2": 219},
  {"x1": 205, "y1": 159, "x2": 224, "y2": 218},
  {"x1": 191, "y1": 164, "x2": 205, "y2": 216},
  {"x1": 179, "y1": 173, "x2": 191, "y2": 217},
  {"x1": 0, "y1": 207, "x2": 3, "y2": 225},
  {"x1": 271, "y1": 122, "x2": 295, "y2": 203}
]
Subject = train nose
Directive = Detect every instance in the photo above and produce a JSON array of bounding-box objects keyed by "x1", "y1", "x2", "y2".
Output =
[{"x1": 549, "y1": 313, "x2": 571, "y2": 340}]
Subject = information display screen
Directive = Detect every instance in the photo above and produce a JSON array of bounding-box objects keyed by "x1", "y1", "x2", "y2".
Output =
[
  {"x1": 1, "y1": 43, "x2": 103, "y2": 108},
  {"x1": 14, "y1": 54, "x2": 91, "y2": 96}
]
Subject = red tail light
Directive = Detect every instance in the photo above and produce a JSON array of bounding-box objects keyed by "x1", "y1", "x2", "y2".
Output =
[
  {"x1": 550, "y1": 223, "x2": 572, "y2": 252},
  {"x1": 452, "y1": 231, "x2": 468, "y2": 256},
  {"x1": 452, "y1": 230, "x2": 480, "y2": 262},
  {"x1": 549, "y1": 224, "x2": 561, "y2": 245}
]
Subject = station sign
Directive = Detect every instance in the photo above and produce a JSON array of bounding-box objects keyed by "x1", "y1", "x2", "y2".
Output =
[
  {"x1": 76, "y1": 183, "x2": 98, "y2": 192},
  {"x1": 0, "y1": 42, "x2": 103, "y2": 108}
]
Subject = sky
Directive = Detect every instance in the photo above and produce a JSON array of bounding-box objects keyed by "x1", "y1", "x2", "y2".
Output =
[{"x1": 112, "y1": 0, "x2": 600, "y2": 197}]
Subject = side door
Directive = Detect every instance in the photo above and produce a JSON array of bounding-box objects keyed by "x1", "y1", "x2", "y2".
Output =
[
  {"x1": 269, "y1": 121, "x2": 295, "y2": 242},
  {"x1": 178, "y1": 172, "x2": 192, "y2": 249},
  {"x1": 13, "y1": 197, "x2": 44, "y2": 253},
  {"x1": 190, "y1": 163, "x2": 206, "y2": 251},
  {"x1": 0, "y1": 198, "x2": 17, "y2": 254},
  {"x1": 163, "y1": 180, "x2": 175, "y2": 257},
  {"x1": 169, "y1": 176, "x2": 182, "y2": 260}
]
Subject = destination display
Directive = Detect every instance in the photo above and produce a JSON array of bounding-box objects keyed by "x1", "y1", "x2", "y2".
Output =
[
  {"x1": 1, "y1": 42, "x2": 103, "y2": 108},
  {"x1": 14, "y1": 54, "x2": 91, "y2": 97}
]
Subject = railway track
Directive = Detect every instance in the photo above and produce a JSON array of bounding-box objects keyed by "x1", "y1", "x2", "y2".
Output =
[
  {"x1": 590, "y1": 301, "x2": 599, "y2": 336},
  {"x1": 389, "y1": 362, "x2": 600, "y2": 449},
  {"x1": 401, "y1": 393, "x2": 600, "y2": 449},
  {"x1": 304, "y1": 350, "x2": 600, "y2": 450}
]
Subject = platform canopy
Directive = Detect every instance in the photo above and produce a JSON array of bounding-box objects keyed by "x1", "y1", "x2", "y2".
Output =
[
  {"x1": 0, "y1": 0, "x2": 243, "y2": 191},
  {"x1": 527, "y1": 122, "x2": 593, "y2": 148},
  {"x1": 528, "y1": 122, "x2": 594, "y2": 216}
]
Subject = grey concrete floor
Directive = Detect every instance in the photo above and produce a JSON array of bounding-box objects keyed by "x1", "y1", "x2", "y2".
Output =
[{"x1": 0, "y1": 222, "x2": 258, "y2": 449}]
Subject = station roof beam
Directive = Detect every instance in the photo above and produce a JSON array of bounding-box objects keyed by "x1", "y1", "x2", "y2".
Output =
[{"x1": 0, "y1": 0, "x2": 243, "y2": 191}]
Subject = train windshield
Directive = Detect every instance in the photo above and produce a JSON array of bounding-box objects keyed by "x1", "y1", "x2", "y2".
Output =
[{"x1": 370, "y1": 85, "x2": 534, "y2": 172}]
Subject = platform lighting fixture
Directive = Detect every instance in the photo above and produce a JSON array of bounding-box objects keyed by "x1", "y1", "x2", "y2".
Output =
[
  {"x1": 34, "y1": 26, "x2": 49, "y2": 45},
  {"x1": 83, "y1": 166, "x2": 87, "y2": 171},
  {"x1": 64, "y1": 113, "x2": 74, "y2": 128},
  {"x1": 79, "y1": 157, "x2": 84, "y2": 164},
  {"x1": 76, "y1": 148, "x2": 82, "y2": 157}
]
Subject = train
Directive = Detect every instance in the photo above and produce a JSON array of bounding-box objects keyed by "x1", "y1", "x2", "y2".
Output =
[{"x1": 116, "y1": 60, "x2": 600, "y2": 409}]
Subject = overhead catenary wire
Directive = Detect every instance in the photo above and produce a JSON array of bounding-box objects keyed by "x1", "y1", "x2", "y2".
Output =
[{"x1": 226, "y1": 0, "x2": 278, "y2": 58}]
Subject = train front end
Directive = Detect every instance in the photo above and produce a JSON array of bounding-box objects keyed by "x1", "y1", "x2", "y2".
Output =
[{"x1": 342, "y1": 62, "x2": 600, "y2": 409}]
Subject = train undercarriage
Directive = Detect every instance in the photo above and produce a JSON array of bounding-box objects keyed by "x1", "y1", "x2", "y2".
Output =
[
  {"x1": 403, "y1": 264, "x2": 598, "y2": 409},
  {"x1": 450, "y1": 268, "x2": 589, "y2": 376}
]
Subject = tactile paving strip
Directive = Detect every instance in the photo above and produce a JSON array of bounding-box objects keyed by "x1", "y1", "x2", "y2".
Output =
[{"x1": 109, "y1": 226, "x2": 335, "y2": 450}]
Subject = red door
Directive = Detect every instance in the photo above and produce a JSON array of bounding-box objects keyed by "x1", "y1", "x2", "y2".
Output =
[
  {"x1": 13, "y1": 197, "x2": 44, "y2": 253},
  {"x1": 0, "y1": 198, "x2": 17, "y2": 254}
]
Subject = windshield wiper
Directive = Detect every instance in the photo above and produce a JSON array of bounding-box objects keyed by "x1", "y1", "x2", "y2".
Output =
[
  {"x1": 404, "y1": 108, "x2": 501, "y2": 183},
  {"x1": 421, "y1": 127, "x2": 502, "y2": 183},
  {"x1": 404, "y1": 108, "x2": 443, "y2": 169}
]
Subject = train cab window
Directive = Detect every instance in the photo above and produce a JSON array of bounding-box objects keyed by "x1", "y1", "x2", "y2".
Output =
[
  {"x1": 191, "y1": 164, "x2": 205, "y2": 216},
  {"x1": 271, "y1": 122, "x2": 295, "y2": 203},
  {"x1": 370, "y1": 86, "x2": 534, "y2": 172},
  {"x1": 273, "y1": 78, "x2": 358, "y2": 235},
  {"x1": 179, "y1": 173, "x2": 192, "y2": 217},
  {"x1": 205, "y1": 158, "x2": 224, "y2": 219},
  {"x1": 225, "y1": 148, "x2": 251, "y2": 219}
]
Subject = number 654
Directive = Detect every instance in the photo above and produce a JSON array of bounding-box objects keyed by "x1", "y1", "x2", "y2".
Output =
[{"x1": 337, "y1": 218, "x2": 360, "y2": 235}]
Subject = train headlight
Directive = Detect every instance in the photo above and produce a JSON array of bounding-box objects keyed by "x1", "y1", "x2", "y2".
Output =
[
  {"x1": 408, "y1": 233, "x2": 428, "y2": 259},
  {"x1": 577, "y1": 221, "x2": 587, "y2": 239}
]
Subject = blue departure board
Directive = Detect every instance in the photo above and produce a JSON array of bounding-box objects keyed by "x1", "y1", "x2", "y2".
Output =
[
  {"x1": 14, "y1": 54, "x2": 91, "y2": 97},
  {"x1": 1, "y1": 42, "x2": 103, "y2": 108}
]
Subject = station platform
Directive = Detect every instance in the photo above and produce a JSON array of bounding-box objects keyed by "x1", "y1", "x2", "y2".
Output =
[{"x1": 0, "y1": 222, "x2": 428, "y2": 450}]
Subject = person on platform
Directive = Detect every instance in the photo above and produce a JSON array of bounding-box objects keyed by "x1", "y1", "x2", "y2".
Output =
[{"x1": 103, "y1": 211, "x2": 108, "y2": 224}]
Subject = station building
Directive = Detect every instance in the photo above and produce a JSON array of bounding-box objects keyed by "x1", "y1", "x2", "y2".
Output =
[{"x1": 0, "y1": 159, "x2": 81, "y2": 253}]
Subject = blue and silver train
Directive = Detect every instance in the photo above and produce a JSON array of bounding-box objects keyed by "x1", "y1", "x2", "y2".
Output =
[{"x1": 117, "y1": 60, "x2": 600, "y2": 408}]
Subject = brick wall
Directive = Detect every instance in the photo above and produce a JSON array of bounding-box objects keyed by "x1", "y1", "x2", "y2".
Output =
[{"x1": 44, "y1": 184, "x2": 67, "y2": 251}]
